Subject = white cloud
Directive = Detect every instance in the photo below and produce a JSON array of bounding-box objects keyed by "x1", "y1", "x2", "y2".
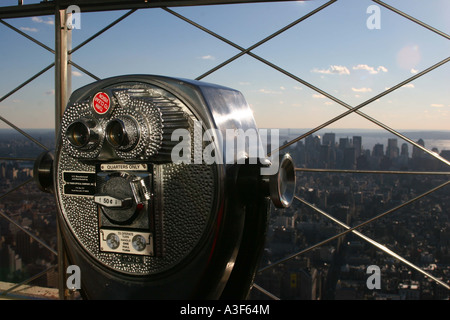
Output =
[
  {"x1": 311, "y1": 65, "x2": 350, "y2": 75},
  {"x1": 32, "y1": 16, "x2": 54, "y2": 25},
  {"x1": 31, "y1": 17, "x2": 54, "y2": 26},
  {"x1": 430, "y1": 103, "x2": 444, "y2": 108},
  {"x1": 351, "y1": 87, "x2": 372, "y2": 93},
  {"x1": 410, "y1": 68, "x2": 419, "y2": 74},
  {"x1": 280, "y1": 86, "x2": 286, "y2": 90},
  {"x1": 20, "y1": 27, "x2": 38, "y2": 32},
  {"x1": 200, "y1": 55, "x2": 215, "y2": 60},
  {"x1": 352, "y1": 64, "x2": 388, "y2": 74},
  {"x1": 72, "y1": 71, "x2": 83, "y2": 77},
  {"x1": 259, "y1": 88, "x2": 282, "y2": 95},
  {"x1": 293, "y1": 86, "x2": 303, "y2": 91},
  {"x1": 312, "y1": 93, "x2": 326, "y2": 99},
  {"x1": 385, "y1": 83, "x2": 415, "y2": 90},
  {"x1": 353, "y1": 64, "x2": 376, "y2": 73}
]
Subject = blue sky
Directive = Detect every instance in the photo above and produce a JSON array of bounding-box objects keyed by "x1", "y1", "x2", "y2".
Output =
[{"x1": 0, "y1": 0, "x2": 449, "y2": 131}]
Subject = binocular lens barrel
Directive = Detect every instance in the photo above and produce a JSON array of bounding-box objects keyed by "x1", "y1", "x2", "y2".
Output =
[
  {"x1": 106, "y1": 119, "x2": 126, "y2": 147},
  {"x1": 105, "y1": 117, "x2": 139, "y2": 151},
  {"x1": 66, "y1": 120, "x2": 91, "y2": 148}
]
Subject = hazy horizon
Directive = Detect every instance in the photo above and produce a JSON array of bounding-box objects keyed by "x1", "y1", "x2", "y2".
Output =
[{"x1": 1, "y1": 126, "x2": 450, "y2": 151}]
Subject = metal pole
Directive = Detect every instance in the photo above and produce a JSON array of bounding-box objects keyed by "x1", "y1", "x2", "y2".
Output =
[
  {"x1": 55, "y1": 5, "x2": 71, "y2": 134},
  {"x1": 54, "y1": 2, "x2": 72, "y2": 300}
]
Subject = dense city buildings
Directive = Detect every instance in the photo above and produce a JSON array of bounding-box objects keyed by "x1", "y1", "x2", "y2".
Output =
[
  {"x1": 0, "y1": 129, "x2": 449, "y2": 299},
  {"x1": 252, "y1": 132, "x2": 450, "y2": 300},
  {"x1": 0, "y1": 130, "x2": 58, "y2": 288}
]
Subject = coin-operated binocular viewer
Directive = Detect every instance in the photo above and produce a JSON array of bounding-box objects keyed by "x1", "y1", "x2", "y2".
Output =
[{"x1": 35, "y1": 75, "x2": 295, "y2": 299}]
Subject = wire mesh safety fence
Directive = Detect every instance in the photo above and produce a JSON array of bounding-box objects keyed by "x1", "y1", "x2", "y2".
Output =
[{"x1": 0, "y1": 0, "x2": 448, "y2": 299}]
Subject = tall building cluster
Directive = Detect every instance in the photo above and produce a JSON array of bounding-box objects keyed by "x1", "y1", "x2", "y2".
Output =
[{"x1": 289, "y1": 133, "x2": 450, "y2": 172}]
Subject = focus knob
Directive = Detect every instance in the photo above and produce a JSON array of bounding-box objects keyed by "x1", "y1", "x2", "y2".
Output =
[{"x1": 94, "y1": 172, "x2": 147, "y2": 224}]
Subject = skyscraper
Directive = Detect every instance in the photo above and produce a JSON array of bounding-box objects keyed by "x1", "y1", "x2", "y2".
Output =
[
  {"x1": 372, "y1": 144, "x2": 384, "y2": 158},
  {"x1": 401, "y1": 143, "x2": 409, "y2": 157},
  {"x1": 412, "y1": 139, "x2": 425, "y2": 159},
  {"x1": 387, "y1": 138, "x2": 399, "y2": 159},
  {"x1": 322, "y1": 133, "x2": 335, "y2": 147},
  {"x1": 353, "y1": 136, "x2": 362, "y2": 157},
  {"x1": 339, "y1": 137, "x2": 350, "y2": 150},
  {"x1": 343, "y1": 147, "x2": 356, "y2": 169}
]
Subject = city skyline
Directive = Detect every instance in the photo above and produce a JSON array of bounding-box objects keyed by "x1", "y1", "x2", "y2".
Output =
[
  {"x1": 0, "y1": 0, "x2": 449, "y2": 131},
  {"x1": 1, "y1": 125, "x2": 449, "y2": 299}
]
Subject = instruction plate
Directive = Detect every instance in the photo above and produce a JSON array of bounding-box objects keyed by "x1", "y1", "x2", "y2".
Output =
[
  {"x1": 100, "y1": 229, "x2": 154, "y2": 256},
  {"x1": 62, "y1": 171, "x2": 96, "y2": 196}
]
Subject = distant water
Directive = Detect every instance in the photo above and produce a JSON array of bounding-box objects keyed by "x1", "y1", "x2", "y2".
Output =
[
  {"x1": 0, "y1": 128, "x2": 55, "y2": 139},
  {"x1": 276, "y1": 128, "x2": 450, "y2": 154}
]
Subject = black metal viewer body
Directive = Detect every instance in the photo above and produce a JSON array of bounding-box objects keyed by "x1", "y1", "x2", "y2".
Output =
[{"x1": 35, "y1": 75, "x2": 295, "y2": 299}]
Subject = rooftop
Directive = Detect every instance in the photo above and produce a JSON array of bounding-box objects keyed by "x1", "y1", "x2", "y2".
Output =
[{"x1": 0, "y1": 281, "x2": 59, "y2": 300}]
